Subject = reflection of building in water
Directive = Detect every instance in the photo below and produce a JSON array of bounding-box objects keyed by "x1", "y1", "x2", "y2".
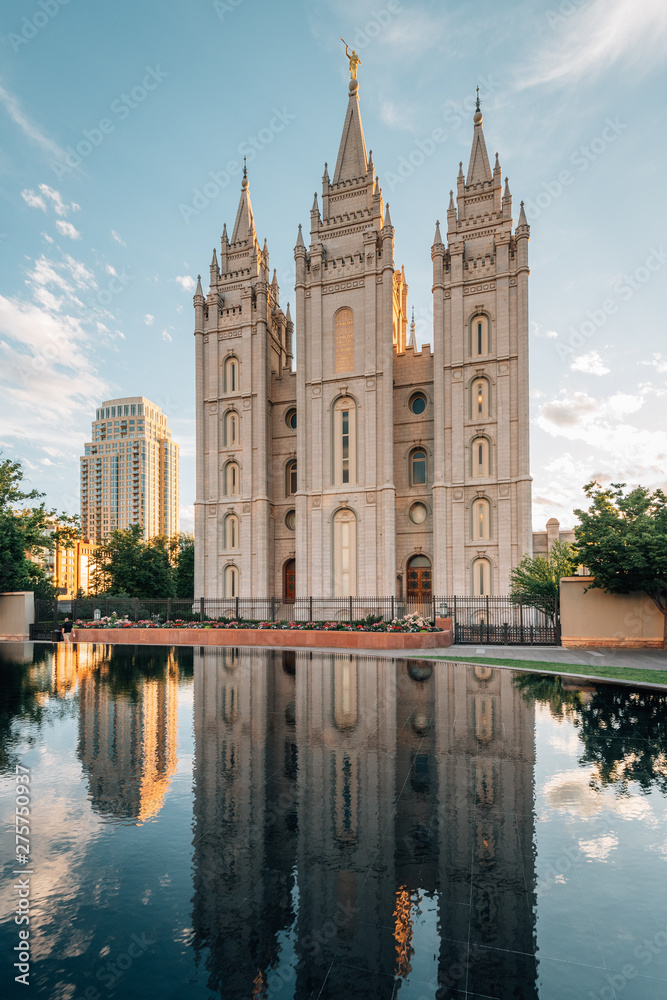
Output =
[
  {"x1": 77, "y1": 649, "x2": 178, "y2": 823},
  {"x1": 190, "y1": 651, "x2": 537, "y2": 999},
  {"x1": 50, "y1": 642, "x2": 101, "y2": 698},
  {"x1": 191, "y1": 647, "x2": 298, "y2": 997}
]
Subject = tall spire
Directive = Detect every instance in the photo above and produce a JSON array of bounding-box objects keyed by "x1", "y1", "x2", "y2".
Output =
[
  {"x1": 408, "y1": 307, "x2": 417, "y2": 351},
  {"x1": 231, "y1": 158, "x2": 256, "y2": 243},
  {"x1": 332, "y1": 79, "x2": 368, "y2": 184},
  {"x1": 466, "y1": 90, "x2": 493, "y2": 186}
]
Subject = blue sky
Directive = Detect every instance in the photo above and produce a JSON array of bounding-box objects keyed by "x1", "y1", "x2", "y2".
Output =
[{"x1": 1, "y1": 0, "x2": 666, "y2": 533}]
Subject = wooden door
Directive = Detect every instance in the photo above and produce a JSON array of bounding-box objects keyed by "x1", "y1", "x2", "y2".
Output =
[{"x1": 283, "y1": 559, "x2": 296, "y2": 603}]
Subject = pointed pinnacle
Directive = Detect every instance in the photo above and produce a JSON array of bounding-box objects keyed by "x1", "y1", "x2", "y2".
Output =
[
  {"x1": 285, "y1": 302, "x2": 292, "y2": 322},
  {"x1": 433, "y1": 219, "x2": 443, "y2": 245},
  {"x1": 458, "y1": 161, "x2": 464, "y2": 179},
  {"x1": 518, "y1": 200, "x2": 528, "y2": 226},
  {"x1": 384, "y1": 203, "x2": 392, "y2": 228},
  {"x1": 195, "y1": 274, "x2": 203, "y2": 296},
  {"x1": 296, "y1": 223, "x2": 305, "y2": 248},
  {"x1": 448, "y1": 190, "x2": 455, "y2": 211},
  {"x1": 312, "y1": 191, "x2": 319, "y2": 212},
  {"x1": 504, "y1": 176, "x2": 511, "y2": 198}
]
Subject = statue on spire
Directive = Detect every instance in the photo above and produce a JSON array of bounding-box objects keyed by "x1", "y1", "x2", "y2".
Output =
[{"x1": 341, "y1": 38, "x2": 361, "y2": 80}]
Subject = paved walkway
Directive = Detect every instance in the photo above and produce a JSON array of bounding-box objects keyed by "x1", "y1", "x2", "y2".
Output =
[{"x1": 417, "y1": 644, "x2": 667, "y2": 672}]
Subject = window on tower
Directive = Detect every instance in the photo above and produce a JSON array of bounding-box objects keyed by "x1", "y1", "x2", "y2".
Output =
[{"x1": 471, "y1": 314, "x2": 490, "y2": 357}]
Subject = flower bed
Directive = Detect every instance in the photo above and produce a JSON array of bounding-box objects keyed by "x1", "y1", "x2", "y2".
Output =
[
  {"x1": 71, "y1": 613, "x2": 453, "y2": 650},
  {"x1": 74, "y1": 612, "x2": 440, "y2": 633}
]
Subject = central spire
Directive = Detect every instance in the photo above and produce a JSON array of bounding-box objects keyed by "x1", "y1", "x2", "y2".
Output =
[
  {"x1": 466, "y1": 88, "x2": 492, "y2": 186},
  {"x1": 231, "y1": 158, "x2": 256, "y2": 243},
  {"x1": 332, "y1": 79, "x2": 368, "y2": 185}
]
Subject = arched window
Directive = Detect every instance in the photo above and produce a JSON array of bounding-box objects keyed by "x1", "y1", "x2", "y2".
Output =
[
  {"x1": 406, "y1": 554, "x2": 432, "y2": 600},
  {"x1": 410, "y1": 448, "x2": 427, "y2": 486},
  {"x1": 471, "y1": 315, "x2": 490, "y2": 357},
  {"x1": 224, "y1": 513, "x2": 239, "y2": 550},
  {"x1": 471, "y1": 498, "x2": 491, "y2": 540},
  {"x1": 224, "y1": 356, "x2": 239, "y2": 394},
  {"x1": 333, "y1": 508, "x2": 357, "y2": 597},
  {"x1": 335, "y1": 307, "x2": 354, "y2": 373},
  {"x1": 285, "y1": 459, "x2": 297, "y2": 497},
  {"x1": 472, "y1": 557, "x2": 492, "y2": 596},
  {"x1": 224, "y1": 410, "x2": 239, "y2": 446},
  {"x1": 471, "y1": 378, "x2": 490, "y2": 420},
  {"x1": 333, "y1": 657, "x2": 358, "y2": 730},
  {"x1": 224, "y1": 564, "x2": 239, "y2": 598},
  {"x1": 225, "y1": 461, "x2": 240, "y2": 496},
  {"x1": 471, "y1": 437, "x2": 490, "y2": 478},
  {"x1": 333, "y1": 396, "x2": 357, "y2": 486}
]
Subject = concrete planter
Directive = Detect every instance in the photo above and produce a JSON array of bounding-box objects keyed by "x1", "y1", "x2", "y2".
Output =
[{"x1": 73, "y1": 622, "x2": 453, "y2": 650}]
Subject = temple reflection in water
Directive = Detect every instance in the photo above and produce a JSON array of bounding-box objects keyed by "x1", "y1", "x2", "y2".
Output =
[{"x1": 191, "y1": 649, "x2": 538, "y2": 998}]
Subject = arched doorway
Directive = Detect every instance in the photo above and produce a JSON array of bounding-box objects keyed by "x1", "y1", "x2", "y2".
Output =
[
  {"x1": 407, "y1": 554, "x2": 432, "y2": 601},
  {"x1": 283, "y1": 558, "x2": 295, "y2": 603}
]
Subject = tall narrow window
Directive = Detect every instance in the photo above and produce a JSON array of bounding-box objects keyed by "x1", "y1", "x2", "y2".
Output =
[
  {"x1": 333, "y1": 508, "x2": 357, "y2": 597},
  {"x1": 471, "y1": 498, "x2": 491, "y2": 540},
  {"x1": 224, "y1": 564, "x2": 239, "y2": 598},
  {"x1": 224, "y1": 513, "x2": 239, "y2": 549},
  {"x1": 224, "y1": 356, "x2": 239, "y2": 394},
  {"x1": 224, "y1": 410, "x2": 239, "y2": 446},
  {"x1": 471, "y1": 315, "x2": 490, "y2": 357},
  {"x1": 285, "y1": 459, "x2": 297, "y2": 496},
  {"x1": 472, "y1": 557, "x2": 492, "y2": 596},
  {"x1": 472, "y1": 379, "x2": 489, "y2": 419},
  {"x1": 333, "y1": 397, "x2": 357, "y2": 486},
  {"x1": 471, "y1": 437, "x2": 490, "y2": 477},
  {"x1": 225, "y1": 462, "x2": 240, "y2": 496},
  {"x1": 410, "y1": 449, "x2": 427, "y2": 486}
]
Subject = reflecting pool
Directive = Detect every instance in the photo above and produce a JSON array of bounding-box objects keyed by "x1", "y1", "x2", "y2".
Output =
[{"x1": 1, "y1": 643, "x2": 666, "y2": 999}]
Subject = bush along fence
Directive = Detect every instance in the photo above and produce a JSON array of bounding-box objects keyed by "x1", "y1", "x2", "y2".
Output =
[{"x1": 32, "y1": 594, "x2": 559, "y2": 644}]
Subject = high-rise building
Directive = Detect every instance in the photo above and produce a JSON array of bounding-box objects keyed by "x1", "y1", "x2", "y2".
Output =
[
  {"x1": 80, "y1": 396, "x2": 179, "y2": 543},
  {"x1": 193, "y1": 72, "x2": 531, "y2": 599}
]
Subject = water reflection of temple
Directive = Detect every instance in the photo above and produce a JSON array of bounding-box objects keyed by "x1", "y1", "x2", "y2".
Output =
[
  {"x1": 191, "y1": 650, "x2": 537, "y2": 998},
  {"x1": 77, "y1": 647, "x2": 179, "y2": 823}
]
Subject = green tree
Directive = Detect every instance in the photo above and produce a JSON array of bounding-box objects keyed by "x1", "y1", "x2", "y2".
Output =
[
  {"x1": 574, "y1": 482, "x2": 667, "y2": 647},
  {"x1": 509, "y1": 540, "x2": 578, "y2": 621},
  {"x1": 172, "y1": 533, "x2": 195, "y2": 599},
  {"x1": 0, "y1": 457, "x2": 78, "y2": 598},
  {"x1": 92, "y1": 525, "x2": 176, "y2": 597}
]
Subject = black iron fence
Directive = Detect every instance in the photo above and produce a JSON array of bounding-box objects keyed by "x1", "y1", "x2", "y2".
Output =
[{"x1": 31, "y1": 594, "x2": 560, "y2": 645}]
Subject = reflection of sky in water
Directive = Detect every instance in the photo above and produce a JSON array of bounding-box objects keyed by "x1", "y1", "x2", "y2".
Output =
[{"x1": 0, "y1": 644, "x2": 666, "y2": 999}]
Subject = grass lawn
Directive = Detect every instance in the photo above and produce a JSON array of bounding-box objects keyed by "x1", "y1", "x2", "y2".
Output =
[{"x1": 422, "y1": 654, "x2": 667, "y2": 688}]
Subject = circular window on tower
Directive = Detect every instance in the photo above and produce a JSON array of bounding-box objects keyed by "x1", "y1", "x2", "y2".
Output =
[
  {"x1": 285, "y1": 408, "x2": 297, "y2": 430},
  {"x1": 285, "y1": 509, "x2": 296, "y2": 531},
  {"x1": 409, "y1": 392, "x2": 427, "y2": 415},
  {"x1": 409, "y1": 501, "x2": 428, "y2": 525}
]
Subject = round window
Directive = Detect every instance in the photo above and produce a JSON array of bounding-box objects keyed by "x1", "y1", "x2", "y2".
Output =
[
  {"x1": 285, "y1": 408, "x2": 297, "y2": 429},
  {"x1": 285, "y1": 509, "x2": 296, "y2": 530},
  {"x1": 409, "y1": 502, "x2": 428, "y2": 525},
  {"x1": 409, "y1": 393, "x2": 427, "y2": 415}
]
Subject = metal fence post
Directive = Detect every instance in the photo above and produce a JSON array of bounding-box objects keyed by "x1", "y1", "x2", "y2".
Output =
[
  {"x1": 105, "y1": 597, "x2": 110, "y2": 617},
  {"x1": 271, "y1": 597, "x2": 275, "y2": 622},
  {"x1": 134, "y1": 597, "x2": 138, "y2": 622},
  {"x1": 391, "y1": 595, "x2": 395, "y2": 620},
  {"x1": 200, "y1": 597, "x2": 205, "y2": 623},
  {"x1": 309, "y1": 596, "x2": 313, "y2": 622},
  {"x1": 235, "y1": 596, "x2": 239, "y2": 620},
  {"x1": 166, "y1": 597, "x2": 171, "y2": 622},
  {"x1": 349, "y1": 596, "x2": 353, "y2": 624}
]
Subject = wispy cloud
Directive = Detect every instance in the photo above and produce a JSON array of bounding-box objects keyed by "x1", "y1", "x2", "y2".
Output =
[
  {"x1": 144, "y1": 313, "x2": 154, "y2": 326},
  {"x1": 55, "y1": 220, "x2": 82, "y2": 240},
  {"x1": 522, "y1": 0, "x2": 667, "y2": 87},
  {"x1": 22, "y1": 188, "x2": 47, "y2": 211},
  {"x1": 175, "y1": 275, "x2": 195, "y2": 292},
  {"x1": 161, "y1": 329, "x2": 172, "y2": 342},
  {"x1": 570, "y1": 350, "x2": 610, "y2": 376},
  {"x1": 0, "y1": 81, "x2": 64, "y2": 158},
  {"x1": 111, "y1": 230, "x2": 126, "y2": 246}
]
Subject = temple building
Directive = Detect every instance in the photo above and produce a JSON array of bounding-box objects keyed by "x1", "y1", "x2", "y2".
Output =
[{"x1": 194, "y1": 74, "x2": 532, "y2": 600}]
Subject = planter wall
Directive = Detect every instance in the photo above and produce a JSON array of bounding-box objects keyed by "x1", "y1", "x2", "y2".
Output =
[{"x1": 73, "y1": 622, "x2": 453, "y2": 650}]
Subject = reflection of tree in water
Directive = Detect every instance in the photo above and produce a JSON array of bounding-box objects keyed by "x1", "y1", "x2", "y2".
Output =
[
  {"x1": 515, "y1": 673, "x2": 667, "y2": 795},
  {"x1": 94, "y1": 645, "x2": 193, "y2": 698},
  {"x1": 0, "y1": 646, "x2": 75, "y2": 773}
]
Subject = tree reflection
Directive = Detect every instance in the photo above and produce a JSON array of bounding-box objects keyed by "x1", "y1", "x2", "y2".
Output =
[{"x1": 515, "y1": 673, "x2": 667, "y2": 794}]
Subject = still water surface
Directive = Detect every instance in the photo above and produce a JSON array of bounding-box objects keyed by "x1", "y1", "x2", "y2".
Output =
[{"x1": 1, "y1": 643, "x2": 666, "y2": 999}]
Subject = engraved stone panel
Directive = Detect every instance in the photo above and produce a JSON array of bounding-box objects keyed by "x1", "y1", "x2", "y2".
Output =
[{"x1": 335, "y1": 308, "x2": 354, "y2": 373}]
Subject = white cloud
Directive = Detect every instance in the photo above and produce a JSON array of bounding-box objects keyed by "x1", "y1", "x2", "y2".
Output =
[
  {"x1": 144, "y1": 313, "x2": 154, "y2": 326},
  {"x1": 161, "y1": 330, "x2": 173, "y2": 342},
  {"x1": 532, "y1": 321, "x2": 558, "y2": 340},
  {"x1": 0, "y1": 81, "x2": 64, "y2": 157},
  {"x1": 41, "y1": 232, "x2": 54, "y2": 244},
  {"x1": 111, "y1": 230, "x2": 126, "y2": 246},
  {"x1": 39, "y1": 184, "x2": 78, "y2": 217},
  {"x1": 22, "y1": 188, "x2": 47, "y2": 211},
  {"x1": 522, "y1": 0, "x2": 667, "y2": 87},
  {"x1": 570, "y1": 351, "x2": 610, "y2": 376},
  {"x1": 639, "y1": 353, "x2": 667, "y2": 374},
  {"x1": 55, "y1": 220, "x2": 82, "y2": 240},
  {"x1": 175, "y1": 275, "x2": 195, "y2": 292}
]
